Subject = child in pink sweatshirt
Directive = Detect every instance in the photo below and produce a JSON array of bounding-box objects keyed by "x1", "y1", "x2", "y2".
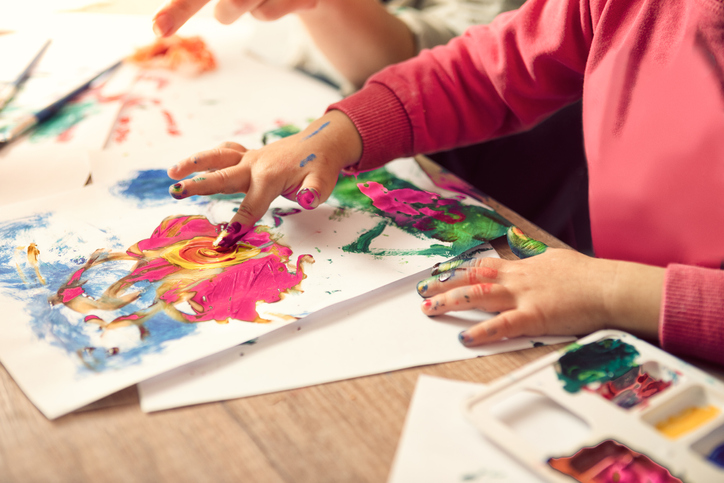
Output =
[{"x1": 167, "y1": 0, "x2": 724, "y2": 366}]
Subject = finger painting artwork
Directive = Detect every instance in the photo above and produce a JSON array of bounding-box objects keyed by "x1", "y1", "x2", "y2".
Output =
[{"x1": 0, "y1": 148, "x2": 510, "y2": 419}]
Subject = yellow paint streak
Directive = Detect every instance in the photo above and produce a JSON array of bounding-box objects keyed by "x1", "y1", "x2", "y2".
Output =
[
  {"x1": 655, "y1": 405, "x2": 720, "y2": 439},
  {"x1": 161, "y1": 237, "x2": 260, "y2": 269},
  {"x1": 26, "y1": 243, "x2": 46, "y2": 285}
]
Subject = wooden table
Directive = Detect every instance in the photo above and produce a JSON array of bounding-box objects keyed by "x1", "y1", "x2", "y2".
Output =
[{"x1": 0, "y1": 152, "x2": 571, "y2": 482}]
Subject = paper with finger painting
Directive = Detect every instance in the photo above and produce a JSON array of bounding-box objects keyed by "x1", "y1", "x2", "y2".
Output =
[
  {"x1": 0, "y1": 15, "x2": 145, "y2": 205},
  {"x1": 0, "y1": 140, "x2": 513, "y2": 419}
]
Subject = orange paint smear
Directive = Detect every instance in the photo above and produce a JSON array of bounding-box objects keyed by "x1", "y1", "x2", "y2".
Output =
[{"x1": 128, "y1": 35, "x2": 216, "y2": 75}]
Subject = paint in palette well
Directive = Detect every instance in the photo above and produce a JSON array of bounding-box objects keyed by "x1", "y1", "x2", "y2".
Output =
[
  {"x1": 547, "y1": 439, "x2": 682, "y2": 482},
  {"x1": 655, "y1": 405, "x2": 720, "y2": 439},
  {"x1": 591, "y1": 361, "x2": 676, "y2": 409}
]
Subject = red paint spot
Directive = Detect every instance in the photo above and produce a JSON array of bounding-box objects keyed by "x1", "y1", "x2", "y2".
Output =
[
  {"x1": 56, "y1": 125, "x2": 77, "y2": 143},
  {"x1": 114, "y1": 116, "x2": 131, "y2": 143},
  {"x1": 162, "y1": 109, "x2": 181, "y2": 136}
]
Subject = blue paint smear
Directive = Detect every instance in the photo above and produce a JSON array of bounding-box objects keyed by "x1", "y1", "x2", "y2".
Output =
[
  {"x1": 300, "y1": 153, "x2": 317, "y2": 167},
  {"x1": 303, "y1": 121, "x2": 330, "y2": 140},
  {"x1": 0, "y1": 212, "x2": 198, "y2": 374}
]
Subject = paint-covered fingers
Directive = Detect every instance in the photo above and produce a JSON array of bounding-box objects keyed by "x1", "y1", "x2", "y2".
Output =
[
  {"x1": 458, "y1": 311, "x2": 540, "y2": 346},
  {"x1": 153, "y1": 0, "x2": 212, "y2": 37},
  {"x1": 168, "y1": 143, "x2": 247, "y2": 180},
  {"x1": 215, "y1": 178, "x2": 285, "y2": 247},
  {"x1": 421, "y1": 282, "x2": 515, "y2": 316},
  {"x1": 294, "y1": 171, "x2": 337, "y2": 210},
  {"x1": 416, "y1": 259, "x2": 505, "y2": 298},
  {"x1": 169, "y1": 164, "x2": 251, "y2": 200},
  {"x1": 507, "y1": 226, "x2": 548, "y2": 259}
]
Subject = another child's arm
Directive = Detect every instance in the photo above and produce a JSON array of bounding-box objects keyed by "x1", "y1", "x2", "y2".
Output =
[{"x1": 167, "y1": 110, "x2": 361, "y2": 246}]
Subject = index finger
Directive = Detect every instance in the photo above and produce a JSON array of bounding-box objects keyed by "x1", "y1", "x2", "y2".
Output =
[
  {"x1": 214, "y1": 177, "x2": 284, "y2": 248},
  {"x1": 153, "y1": 0, "x2": 213, "y2": 37}
]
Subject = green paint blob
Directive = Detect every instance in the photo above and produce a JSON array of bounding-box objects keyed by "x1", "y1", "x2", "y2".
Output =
[
  {"x1": 330, "y1": 168, "x2": 508, "y2": 257},
  {"x1": 30, "y1": 100, "x2": 99, "y2": 142},
  {"x1": 556, "y1": 339, "x2": 640, "y2": 393}
]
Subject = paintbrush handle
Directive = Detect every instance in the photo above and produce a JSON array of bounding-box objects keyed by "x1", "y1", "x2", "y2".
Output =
[
  {"x1": 0, "y1": 59, "x2": 122, "y2": 145},
  {"x1": 0, "y1": 39, "x2": 52, "y2": 111}
]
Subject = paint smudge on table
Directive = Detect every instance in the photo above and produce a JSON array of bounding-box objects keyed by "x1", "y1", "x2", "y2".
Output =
[{"x1": 548, "y1": 439, "x2": 681, "y2": 482}]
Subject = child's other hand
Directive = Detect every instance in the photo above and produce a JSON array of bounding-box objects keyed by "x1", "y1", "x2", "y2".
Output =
[
  {"x1": 417, "y1": 248, "x2": 665, "y2": 345},
  {"x1": 153, "y1": 0, "x2": 319, "y2": 37},
  {"x1": 167, "y1": 110, "x2": 361, "y2": 246}
]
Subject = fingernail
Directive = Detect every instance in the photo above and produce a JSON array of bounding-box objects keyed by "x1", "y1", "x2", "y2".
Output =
[
  {"x1": 153, "y1": 12, "x2": 173, "y2": 37},
  {"x1": 422, "y1": 299, "x2": 432, "y2": 309},
  {"x1": 296, "y1": 188, "x2": 320, "y2": 210},
  {"x1": 169, "y1": 183, "x2": 188, "y2": 199},
  {"x1": 459, "y1": 331, "x2": 474, "y2": 346},
  {"x1": 431, "y1": 258, "x2": 470, "y2": 276},
  {"x1": 213, "y1": 221, "x2": 244, "y2": 248},
  {"x1": 417, "y1": 277, "x2": 434, "y2": 297},
  {"x1": 507, "y1": 226, "x2": 548, "y2": 259}
]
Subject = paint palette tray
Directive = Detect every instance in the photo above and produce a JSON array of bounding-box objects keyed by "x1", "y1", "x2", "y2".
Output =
[{"x1": 464, "y1": 330, "x2": 724, "y2": 482}]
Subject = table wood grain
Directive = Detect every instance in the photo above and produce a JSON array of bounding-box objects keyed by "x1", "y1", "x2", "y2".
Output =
[{"x1": 0, "y1": 154, "x2": 572, "y2": 483}]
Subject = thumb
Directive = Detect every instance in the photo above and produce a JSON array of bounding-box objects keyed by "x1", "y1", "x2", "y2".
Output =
[
  {"x1": 214, "y1": 181, "x2": 278, "y2": 248},
  {"x1": 506, "y1": 226, "x2": 548, "y2": 259},
  {"x1": 295, "y1": 171, "x2": 339, "y2": 210}
]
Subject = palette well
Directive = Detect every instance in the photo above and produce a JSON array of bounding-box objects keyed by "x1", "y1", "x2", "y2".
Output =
[{"x1": 464, "y1": 330, "x2": 724, "y2": 482}]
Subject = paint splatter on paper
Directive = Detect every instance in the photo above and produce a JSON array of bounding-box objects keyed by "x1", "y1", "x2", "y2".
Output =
[{"x1": 128, "y1": 35, "x2": 216, "y2": 75}]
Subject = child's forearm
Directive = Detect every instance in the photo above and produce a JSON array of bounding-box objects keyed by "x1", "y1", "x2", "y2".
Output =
[{"x1": 297, "y1": 0, "x2": 416, "y2": 89}]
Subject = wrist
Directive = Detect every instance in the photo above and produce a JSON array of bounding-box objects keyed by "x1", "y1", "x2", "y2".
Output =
[
  {"x1": 301, "y1": 111, "x2": 362, "y2": 170},
  {"x1": 603, "y1": 260, "x2": 664, "y2": 340}
]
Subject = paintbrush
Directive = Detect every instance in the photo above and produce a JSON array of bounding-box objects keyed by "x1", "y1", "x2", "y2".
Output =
[
  {"x1": 0, "y1": 39, "x2": 51, "y2": 111},
  {"x1": 0, "y1": 59, "x2": 122, "y2": 146}
]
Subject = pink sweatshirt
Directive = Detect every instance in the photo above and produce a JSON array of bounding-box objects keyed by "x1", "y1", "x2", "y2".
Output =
[{"x1": 329, "y1": 0, "x2": 724, "y2": 364}]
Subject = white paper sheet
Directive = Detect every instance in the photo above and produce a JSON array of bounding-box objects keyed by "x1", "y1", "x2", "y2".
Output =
[
  {"x1": 387, "y1": 375, "x2": 545, "y2": 483},
  {"x1": 138, "y1": 263, "x2": 573, "y2": 412}
]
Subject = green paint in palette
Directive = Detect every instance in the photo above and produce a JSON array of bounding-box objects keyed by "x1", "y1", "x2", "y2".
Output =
[{"x1": 556, "y1": 339, "x2": 640, "y2": 393}]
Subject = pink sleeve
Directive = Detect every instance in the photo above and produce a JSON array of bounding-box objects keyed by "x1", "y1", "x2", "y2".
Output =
[
  {"x1": 660, "y1": 264, "x2": 724, "y2": 366},
  {"x1": 328, "y1": 0, "x2": 592, "y2": 171}
]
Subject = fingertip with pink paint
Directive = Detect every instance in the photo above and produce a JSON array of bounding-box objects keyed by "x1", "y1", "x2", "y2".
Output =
[{"x1": 296, "y1": 188, "x2": 320, "y2": 210}]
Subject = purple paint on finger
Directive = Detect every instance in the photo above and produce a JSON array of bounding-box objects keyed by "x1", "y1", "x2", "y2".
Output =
[
  {"x1": 300, "y1": 154, "x2": 316, "y2": 167},
  {"x1": 297, "y1": 188, "x2": 320, "y2": 210},
  {"x1": 214, "y1": 221, "x2": 246, "y2": 248},
  {"x1": 169, "y1": 183, "x2": 188, "y2": 199}
]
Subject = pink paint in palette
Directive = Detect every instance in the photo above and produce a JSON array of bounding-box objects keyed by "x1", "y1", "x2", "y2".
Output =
[{"x1": 464, "y1": 330, "x2": 724, "y2": 482}]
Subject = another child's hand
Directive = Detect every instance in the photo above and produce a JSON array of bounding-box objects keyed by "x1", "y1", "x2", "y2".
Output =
[
  {"x1": 417, "y1": 247, "x2": 665, "y2": 345},
  {"x1": 167, "y1": 110, "x2": 361, "y2": 246},
  {"x1": 153, "y1": 0, "x2": 319, "y2": 37}
]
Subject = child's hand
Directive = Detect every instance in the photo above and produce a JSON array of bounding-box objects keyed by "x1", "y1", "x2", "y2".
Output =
[
  {"x1": 167, "y1": 110, "x2": 361, "y2": 246},
  {"x1": 417, "y1": 247, "x2": 665, "y2": 345},
  {"x1": 153, "y1": 0, "x2": 319, "y2": 37}
]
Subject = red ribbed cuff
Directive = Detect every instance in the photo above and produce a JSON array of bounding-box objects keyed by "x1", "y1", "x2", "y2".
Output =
[
  {"x1": 660, "y1": 264, "x2": 724, "y2": 366},
  {"x1": 327, "y1": 82, "x2": 413, "y2": 172}
]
